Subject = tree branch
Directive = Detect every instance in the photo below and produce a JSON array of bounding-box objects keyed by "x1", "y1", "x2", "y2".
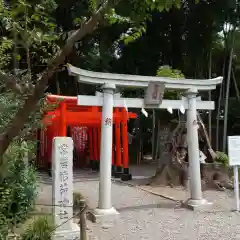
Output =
[
  {"x1": 0, "y1": 71, "x2": 23, "y2": 94},
  {"x1": 0, "y1": 4, "x2": 108, "y2": 156}
]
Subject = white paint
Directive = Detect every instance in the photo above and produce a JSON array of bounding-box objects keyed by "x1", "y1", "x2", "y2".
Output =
[
  {"x1": 52, "y1": 137, "x2": 80, "y2": 240},
  {"x1": 182, "y1": 96, "x2": 202, "y2": 101},
  {"x1": 180, "y1": 104, "x2": 185, "y2": 114},
  {"x1": 228, "y1": 136, "x2": 240, "y2": 166},
  {"x1": 141, "y1": 108, "x2": 148, "y2": 117},
  {"x1": 91, "y1": 207, "x2": 119, "y2": 223},
  {"x1": 68, "y1": 64, "x2": 223, "y2": 90},
  {"x1": 199, "y1": 150, "x2": 206, "y2": 164},
  {"x1": 95, "y1": 91, "x2": 122, "y2": 99},
  {"x1": 77, "y1": 95, "x2": 215, "y2": 110},
  {"x1": 167, "y1": 107, "x2": 173, "y2": 114},
  {"x1": 234, "y1": 166, "x2": 240, "y2": 211},
  {"x1": 123, "y1": 98, "x2": 128, "y2": 112},
  {"x1": 97, "y1": 83, "x2": 118, "y2": 215},
  {"x1": 186, "y1": 88, "x2": 203, "y2": 201}
]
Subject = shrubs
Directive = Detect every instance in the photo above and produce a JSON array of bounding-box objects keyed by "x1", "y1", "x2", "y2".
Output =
[
  {"x1": 215, "y1": 151, "x2": 229, "y2": 166},
  {"x1": 20, "y1": 216, "x2": 54, "y2": 240},
  {"x1": 73, "y1": 192, "x2": 84, "y2": 212},
  {"x1": 0, "y1": 142, "x2": 38, "y2": 239}
]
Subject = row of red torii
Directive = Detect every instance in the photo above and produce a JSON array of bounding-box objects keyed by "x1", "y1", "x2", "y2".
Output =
[
  {"x1": 41, "y1": 94, "x2": 137, "y2": 180},
  {"x1": 63, "y1": 64, "x2": 223, "y2": 218}
]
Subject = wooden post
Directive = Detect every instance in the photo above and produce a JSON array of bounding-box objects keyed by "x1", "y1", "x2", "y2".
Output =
[
  {"x1": 88, "y1": 128, "x2": 94, "y2": 169},
  {"x1": 114, "y1": 108, "x2": 123, "y2": 177},
  {"x1": 79, "y1": 199, "x2": 87, "y2": 240},
  {"x1": 92, "y1": 127, "x2": 99, "y2": 171},
  {"x1": 97, "y1": 127, "x2": 101, "y2": 161},
  {"x1": 121, "y1": 108, "x2": 132, "y2": 181},
  {"x1": 59, "y1": 102, "x2": 67, "y2": 136}
]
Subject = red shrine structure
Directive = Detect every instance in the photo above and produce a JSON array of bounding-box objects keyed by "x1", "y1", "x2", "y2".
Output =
[{"x1": 36, "y1": 94, "x2": 137, "y2": 181}]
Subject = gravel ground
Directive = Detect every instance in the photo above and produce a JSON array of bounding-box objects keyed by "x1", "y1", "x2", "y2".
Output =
[
  {"x1": 37, "y1": 170, "x2": 240, "y2": 240},
  {"x1": 76, "y1": 181, "x2": 240, "y2": 240}
]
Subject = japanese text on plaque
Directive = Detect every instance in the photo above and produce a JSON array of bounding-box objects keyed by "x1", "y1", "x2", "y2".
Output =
[{"x1": 58, "y1": 143, "x2": 70, "y2": 220}]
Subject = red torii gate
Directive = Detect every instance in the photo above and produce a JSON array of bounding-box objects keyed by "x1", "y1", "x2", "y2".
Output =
[{"x1": 38, "y1": 94, "x2": 137, "y2": 180}]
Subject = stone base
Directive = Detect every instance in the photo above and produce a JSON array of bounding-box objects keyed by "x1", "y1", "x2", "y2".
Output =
[
  {"x1": 111, "y1": 165, "x2": 116, "y2": 176},
  {"x1": 121, "y1": 173, "x2": 132, "y2": 181},
  {"x1": 88, "y1": 207, "x2": 119, "y2": 223},
  {"x1": 92, "y1": 161, "x2": 100, "y2": 171},
  {"x1": 121, "y1": 168, "x2": 132, "y2": 181},
  {"x1": 89, "y1": 160, "x2": 94, "y2": 169},
  {"x1": 114, "y1": 172, "x2": 122, "y2": 178},
  {"x1": 48, "y1": 162, "x2": 52, "y2": 177},
  {"x1": 182, "y1": 198, "x2": 212, "y2": 211},
  {"x1": 114, "y1": 166, "x2": 123, "y2": 178},
  {"x1": 52, "y1": 223, "x2": 80, "y2": 240}
]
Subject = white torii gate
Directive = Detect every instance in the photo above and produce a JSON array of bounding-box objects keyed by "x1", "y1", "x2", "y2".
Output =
[{"x1": 68, "y1": 65, "x2": 223, "y2": 218}]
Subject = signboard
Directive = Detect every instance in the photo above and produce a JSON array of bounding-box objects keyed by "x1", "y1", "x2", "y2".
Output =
[
  {"x1": 228, "y1": 136, "x2": 240, "y2": 211},
  {"x1": 228, "y1": 136, "x2": 240, "y2": 166},
  {"x1": 144, "y1": 82, "x2": 165, "y2": 105}
]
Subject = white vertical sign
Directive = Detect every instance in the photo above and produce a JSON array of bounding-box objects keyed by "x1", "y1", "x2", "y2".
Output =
[
  {"x1": 228, "y1": 136, "x2": 240, "y2": 211},
  {"x1": 52, "y1": 137, "x2": 80, "y2": 240}
]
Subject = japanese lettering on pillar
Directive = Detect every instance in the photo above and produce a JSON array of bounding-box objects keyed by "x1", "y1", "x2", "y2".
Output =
[
  {"x1": 104, "y1": 117, "x2": 112, "y2": 127},
  {"x1": 52, "y1": 138, "x2": 74, "y2": 230},
  {"x1": 58, "y1": 143, "x2": 70, "y2": 222}
]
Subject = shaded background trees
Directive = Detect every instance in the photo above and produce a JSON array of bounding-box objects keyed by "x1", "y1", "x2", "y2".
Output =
[
  {"x1": 1, "y1": 0, "x2": 240, "y2": 154},
  {"x1": 52, "y1": 0, "x2": 240, "y2": 152}
]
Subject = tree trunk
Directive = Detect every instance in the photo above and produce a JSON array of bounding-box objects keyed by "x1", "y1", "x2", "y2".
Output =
[
  {"x1": 216, "y1": 55, "x2": 226, "y2": 151},
  {"x1": 26, "y1": 44, "x2": 31, "y2": 78},
  {"x1": 232, "y1": 67, "x2": 240, "y2": 103},
  {"x1": 0, "y1": 7, "x2": 105, "y2": 156},
  {"x1": 13, "y1": 28, "x2": 19, "y2": 76},
  {"x1": 149, "y1": 122, "x2": 188, "y2": 187},
  {"x1": 148, "y1": 151, "x2": 188, "y2": 187},
  {"x1": 208, "y1": 50, "x2": 212, "y2": 142},
  {"x1": 222, "y1": 33, "x2": 235, "y2": 152},
  {"x1": 197, "y1": 112, "x2": 216, "y2": 159},
  {"x1": 152, "y1": 109, "x2": 156, "y2": 161}
]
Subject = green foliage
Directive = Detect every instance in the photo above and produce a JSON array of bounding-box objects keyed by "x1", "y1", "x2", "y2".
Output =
[
  {"x1": 106, "y1": 8, "x2": 132, "y2": 25},
  {"x1": 0, "y1": 213, "x2": 8, "y2": 240},
  {"x1": 73, "y1": 192, "x2": 84, "y2": 212},
  {"x1": 120, "y1": 25, "x2": 147, "y2": 45},
  {"x1": 215, "y1": 151, "x2": 229, "y2": 166},
  {"x1": 0, "y1": 0, "x2": 59, "y2": 72},
  {"x1": 20, "y1": 216, "x2": 54, "y2": 240},
  {"x1": 0, "y1": 142, "x2": 38, "y2": 238},
  {"x1": 156, "y1": 65, "x2": 185, "y2": 78},
  {"x1": 0, "y1": 38, "x2": 13, "y2": 69},
  {"x1": 156, "y1": 65, "x2": 185, "y2": 100},
  {"x1": 0, "y1": 92, "x2": 44, "y2": 140},
  {"x1": 113, "y1": 0, "x2": 200, "y2": 45},
  {"x1": 0, "y1": 93, "x2": 22, "y2": 132}
]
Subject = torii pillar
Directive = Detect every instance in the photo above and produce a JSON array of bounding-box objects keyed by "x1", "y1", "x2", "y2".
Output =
[
  {"x1": 184, "y1": 88, "x2": 211, "y2": 210},
  {"x1": 90, "y1": 83, "x2": 119, "y2": 222}
]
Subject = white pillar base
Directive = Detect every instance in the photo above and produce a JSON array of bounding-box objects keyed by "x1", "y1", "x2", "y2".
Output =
[
  {"x1": 183, "y1": 198, "x2": 212, "y2": 211},
  {"x1": 52, "y1": 222, "x2": 80, "y2": 240},
  {"x1": 88, "y1": 207, "x2": 119, "y2": 223}
]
